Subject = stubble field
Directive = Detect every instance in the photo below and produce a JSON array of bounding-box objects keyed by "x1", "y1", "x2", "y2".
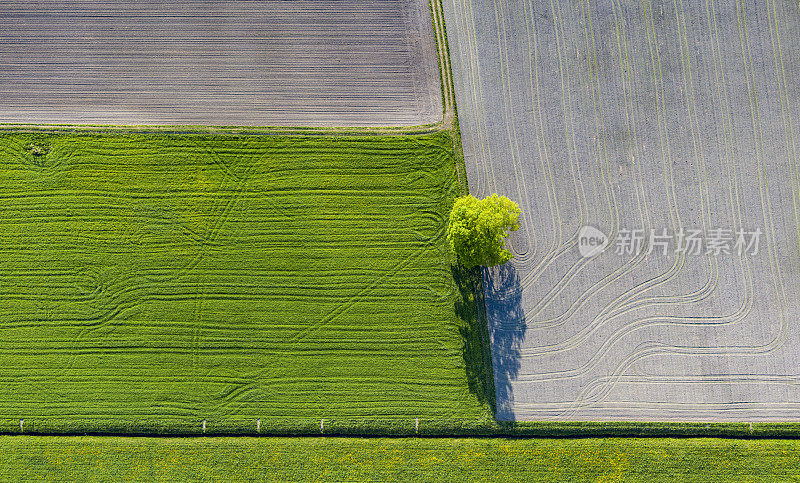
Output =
[
  {"x1": 0, "y1": 0, "x2": 442, "y2": 127},
  {"x1": 444, "y1": 0, "x2": 800, "y2": 420}
]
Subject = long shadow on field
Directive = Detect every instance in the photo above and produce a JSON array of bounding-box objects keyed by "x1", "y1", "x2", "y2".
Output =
[
  {"x1": 481, "y1": 263, "x2": 526, "y2": 421},
  {"x1": 453, "y1": 263, "x2": 525, "y2": 419},
  {"x1": 453, "y1": 265, "x2": 497, "y2": 414}
]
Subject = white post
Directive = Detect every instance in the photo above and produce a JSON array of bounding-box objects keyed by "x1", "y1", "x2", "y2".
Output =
[
  {"x1": 202, "y1": 419, "x2": 206, "y2": 433},
  {"x1": 415, "y1": 418, "x2": 419, "y2": 433},
  {"x1": 320, "y1": 418, "x2": 324, "y2": 433},
  {"x1": 257, "y1": 419, "x2": 261, "y2": 432},
  {"x1": 19, "y1": 419, "x2": 23, "y2": 431}
]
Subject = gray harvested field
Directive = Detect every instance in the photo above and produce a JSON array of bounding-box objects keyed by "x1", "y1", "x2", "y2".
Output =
[
  {"x1": 444, "y1": 0, "x2": 800, "y2": 421},
  {"x1": 0, "y1": 0, "x2": 441, "y2": 127}
]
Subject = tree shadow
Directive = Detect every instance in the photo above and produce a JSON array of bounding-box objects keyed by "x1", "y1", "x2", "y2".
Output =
[
  {"x1": 481, "y1": 263, "x2": 526, "y2": 421},
  {"x1": 452, "y1": 264, "x2": 496, "y2": 414},
  {"x1": 453, "y1": 262, "x2": 526, "y2": 419}
]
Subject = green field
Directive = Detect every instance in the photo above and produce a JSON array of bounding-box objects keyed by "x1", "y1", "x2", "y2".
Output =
[
  {"x1": 0, "y1": 131, "x2": 492, "y2": 433},
  {"x1": 1, "y1": 436, "x2": 798, "y2": 481}
]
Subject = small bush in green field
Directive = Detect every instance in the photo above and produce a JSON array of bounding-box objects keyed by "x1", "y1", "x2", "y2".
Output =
[{"x1": 25, "y1": 142, "x2": 50, "y2": 156}]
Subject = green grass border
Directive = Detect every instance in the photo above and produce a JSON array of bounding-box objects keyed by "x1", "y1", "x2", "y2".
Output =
[
  {"x1": 3, "y1": 419, "x2": 800, "y2": 439},
  {"x1": 0, "y1": 122, "x2": 444, "y2": 137},
  {"x1": 5, "y1": 436, "x2": 800, "y2": 481}
]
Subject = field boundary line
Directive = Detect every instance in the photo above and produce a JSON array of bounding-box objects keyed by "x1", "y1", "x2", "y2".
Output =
[{"x1": 7, "y1": 419, "x2": 800, "y2": 439}]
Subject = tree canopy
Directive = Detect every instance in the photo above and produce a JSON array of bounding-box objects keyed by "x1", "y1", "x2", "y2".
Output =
[{"x1": 447, "y1": 194, "x2": 521, "y2": 268}]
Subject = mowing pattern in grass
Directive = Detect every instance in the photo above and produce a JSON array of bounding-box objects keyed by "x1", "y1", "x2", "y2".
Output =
[
  {"x1": 2, "y1": 436, "x2": 800, "y2": 481},
  {"x1": 0, "y1": 132, "x2": 489, "y2": 433},
  {"x1": 444, "y1": 0, "x2": 800, "y2": 420}
]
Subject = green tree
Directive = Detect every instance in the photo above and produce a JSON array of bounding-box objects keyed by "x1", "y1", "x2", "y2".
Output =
[{"x1": 447, "y1": 194, "x2": 521, "y2": 268}]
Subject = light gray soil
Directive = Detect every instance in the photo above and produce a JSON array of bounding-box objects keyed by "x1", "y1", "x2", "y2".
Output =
[
  {"x1": 444, "y1": 0, "x2": 800, "y2": 421},
  {"x1": 0, "y1": 0, "x2": 442, "y2": 126}
]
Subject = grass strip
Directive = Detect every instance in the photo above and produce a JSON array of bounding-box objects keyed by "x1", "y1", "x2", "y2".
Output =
[{"x1": 2, "y1": 436, "x2": 799, "y2": 481}]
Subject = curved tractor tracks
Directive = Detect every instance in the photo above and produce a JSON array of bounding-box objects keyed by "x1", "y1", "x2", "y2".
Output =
[{"x1": 443, "y1": 0, "x2": 800, "y2": 421}]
